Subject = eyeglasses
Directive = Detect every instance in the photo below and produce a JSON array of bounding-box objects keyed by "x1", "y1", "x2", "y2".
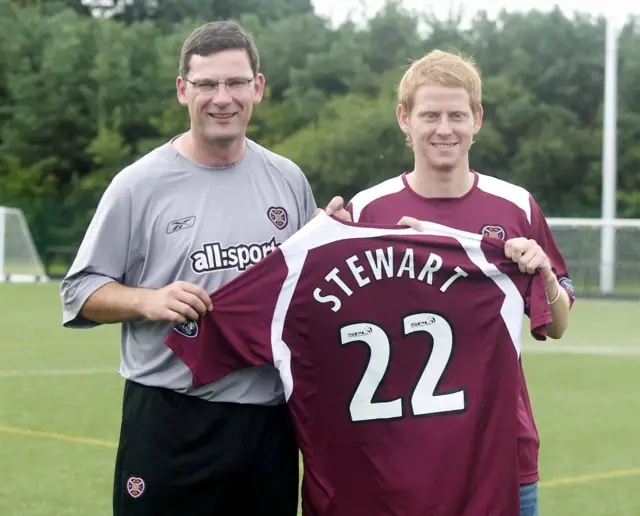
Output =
[{"x1": 183, "y1": 77, "x2": 254, "y2": 94}]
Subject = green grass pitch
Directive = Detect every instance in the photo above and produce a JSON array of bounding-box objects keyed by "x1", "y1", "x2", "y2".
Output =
[{"x1": 0, "y1": 283, "x2": 638, "y2": 515}]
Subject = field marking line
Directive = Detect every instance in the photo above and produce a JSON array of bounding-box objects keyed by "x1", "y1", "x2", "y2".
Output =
[
  {"x1": 0, "y1": 424, "x2": 638, "y2": 488},
  {"x1": 539, "y1": 467, "x2": 640, "y2": 487},
  {"x1": 0, "y1": 346, "x2": 637, "y2": 380},
  {"x1": 0, "y1": 425, "x2": 117, "y2": 448},
  {"x1": 0, "y1": 346, "x2": 638, "y2": 380},
  {"x1": 0, "y1": 367, "x2": 115, "y2": 378}
]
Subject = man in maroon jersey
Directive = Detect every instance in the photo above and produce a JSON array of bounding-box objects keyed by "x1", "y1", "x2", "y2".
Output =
[
  {"x1": 343, "y1": 50, "x2": 575, "y2": 516},
  {"x1": 165, "y1": 212, "x2": 553, "y2": 516}
]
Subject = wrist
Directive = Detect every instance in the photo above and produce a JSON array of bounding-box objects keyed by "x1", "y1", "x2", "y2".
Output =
[
  {"x1": 546, "y1": 278, "x2": 561, "y2": 304},
  {"x1": 542, "y1": 266, "x2": 556, "y2": 283},
  {"x1": 131, "y1": 288, "x2": 152, "y2": 319}
]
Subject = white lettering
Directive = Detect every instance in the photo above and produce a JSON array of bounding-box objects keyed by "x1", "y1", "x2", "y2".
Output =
[
  {"x1": 396, "y1": 249, "x2": 415, "y2": 279},
  {"x1": 192, "y1": 252, "x2": 209, "y2": 273},
  {"x1": 190, "y1": 238, "x2": 278, "y2": 273},
  {"x1": 312, "y1": 246, "x2": 470, "y2": 312},
  {"x1": 326, "y1": 268, "x2": 354, "y2": 296},
  {"x1": 313, "y1": 288, "x2": 342, "y2": 312},
  {"x1": 249, "y1": 247, "x2": 262, "y2": 263},
  {"x1": 237, "y1": 247, "x2": 251, "y2": 269},
  {"x1": 440, "y1": 266, "x2": 469, "y2": 292},
  {"x1": 417, "y1": 253, "x2": 443, "y2": 284},
  {"x1": 365, "y1": 247, "x2": 394, "y2": 280},
  {"x1": 346, "y1": 255, "x2": 371, "y2": 288}
]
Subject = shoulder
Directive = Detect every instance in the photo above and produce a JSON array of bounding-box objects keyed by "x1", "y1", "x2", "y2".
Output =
[
  {"x1": 108, "y1": 141, "x2": 180, "y2": 194},
  {"x1": 475, "y1": 173, "x2": 535, "y2": 223},
  {"x1": 248, "y1": 139, "x2": 308, "y2": 185},
  {"x1": 349, "y1": 176, "x2": 405, "y2": 221}
]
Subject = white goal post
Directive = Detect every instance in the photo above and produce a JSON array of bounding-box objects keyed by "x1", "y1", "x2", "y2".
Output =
[
  {"x1": 546, "y1": 217, "x2": 640, "y2": 297},
  {"x1": 0, "y1": 206, "x2": 49, "y2": 283}
]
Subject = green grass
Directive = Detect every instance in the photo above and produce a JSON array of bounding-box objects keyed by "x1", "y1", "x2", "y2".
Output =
[{"x1": 0, "y1": 283, "x2": 638, "y2": 515}]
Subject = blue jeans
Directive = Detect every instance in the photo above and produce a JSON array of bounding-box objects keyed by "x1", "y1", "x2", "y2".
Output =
[{"x1": 520, "y1": 482, "x2": 539, "y2": 516}]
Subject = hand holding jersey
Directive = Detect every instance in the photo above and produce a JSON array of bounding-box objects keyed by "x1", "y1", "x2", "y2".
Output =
[
  {"x1": 138, "y1": 281, "x2": 213, "y2": 323},
  {"x1": 505, "y1": 237, "x2": 553, "y2": 277},
  {"x1": 319, "y1": 195, "x2": 430, "y2": 232},
  {"x1": 316, "y1": 195, "x2": 351, "y2": 221}
]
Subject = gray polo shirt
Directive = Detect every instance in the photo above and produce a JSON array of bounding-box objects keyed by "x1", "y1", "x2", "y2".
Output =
[{"x1": 60, "y1": 138, "x2": 317, "y2": 405}]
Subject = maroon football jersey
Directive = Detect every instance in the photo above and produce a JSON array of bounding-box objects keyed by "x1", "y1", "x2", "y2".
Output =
[
  {"x1": 165, "y1": 213, "x2": 552, "y2": 516},
  {"x1": 347, "y1": 171, "x2": 575, "y2": 484}
]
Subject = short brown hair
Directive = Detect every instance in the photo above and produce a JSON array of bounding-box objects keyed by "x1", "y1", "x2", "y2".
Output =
[
  {"x1": 179, "y1": 20, "x2": 260, "y2": 78},
  {"x1": 398, "y1": 49, "x2": 482, "y2": 113}
]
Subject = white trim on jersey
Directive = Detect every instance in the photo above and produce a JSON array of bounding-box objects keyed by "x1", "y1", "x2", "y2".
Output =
[
  {"x1": 269, "y1": 213, "x2": 526, "y2": 401},
  {"x1": 349, "y1": 176, "x2": 405, "y2": 222},
  {"x1": 271, "y1": 250, "x2": 307, "y2": 400},
  {"x1": 349, "y1": 173, "x2": 534, "y2": 225},
  {"x1": 455, "y1": 238, "x2": 525, "y2": 351},
  {"x1": 476, "y1": 173, "x2": 532, "y2": 224}
]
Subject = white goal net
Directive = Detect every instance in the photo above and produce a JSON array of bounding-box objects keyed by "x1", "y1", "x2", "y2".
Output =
[
  {"x1": 0, "y1": 206, "x2": 48, "y2": 283},
  {"x1": 547, "y1": 218, "x2": 640, "y2": 298}
]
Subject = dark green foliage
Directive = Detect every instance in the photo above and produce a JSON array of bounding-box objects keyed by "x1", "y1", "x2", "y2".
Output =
[{"x1": 0, "y1": 0, "x2": 638, "y2": 252}]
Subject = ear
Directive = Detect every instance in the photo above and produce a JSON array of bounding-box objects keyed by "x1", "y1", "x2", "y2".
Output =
[
  {"x1": 253, "y1": 73, "x2": 266, "y2": 105},
  {"x1": 396, "y1": 103, "x2": 410, "y2": 136},
  {"x1": 176, "y1": 76, "x2": 188, "y2": 107},
  {"x1": 473, "y1": 104, "x2": 483, "y2": 135}
]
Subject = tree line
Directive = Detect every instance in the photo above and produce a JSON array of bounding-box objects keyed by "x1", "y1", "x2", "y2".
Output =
[{"x1": 1, "y1": 0, "x2": 639, "y2": 255}]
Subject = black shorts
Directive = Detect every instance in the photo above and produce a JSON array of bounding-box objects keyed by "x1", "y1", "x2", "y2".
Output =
[{"x1": 113, "y1": 380, "x2": 299, "y2": 516}]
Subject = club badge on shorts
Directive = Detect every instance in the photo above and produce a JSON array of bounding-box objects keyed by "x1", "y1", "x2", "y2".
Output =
[
  {"x1": 267, "y1": 206, "x2": 289, "y2": 230},
  {"x1": 127, "y1": 477, "x2": 145, "y2": 499}
]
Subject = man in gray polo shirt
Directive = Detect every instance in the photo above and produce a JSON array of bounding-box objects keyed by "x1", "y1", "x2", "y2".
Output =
[{"x1": 61, "y1": 20, "x2": 316, "y2": 516}]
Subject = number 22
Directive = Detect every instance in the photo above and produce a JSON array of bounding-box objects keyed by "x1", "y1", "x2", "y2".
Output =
[{"x1": 339, "y1": 312, "x2": 465, "y2": 422}]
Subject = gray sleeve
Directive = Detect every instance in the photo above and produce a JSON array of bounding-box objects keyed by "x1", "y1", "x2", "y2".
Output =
[
  {"x1": 60, "y1": 174, "x2": 134, "y2": 329},
  {"x1": 299, "y1": 171, "x2": 317, "y2": 226}
]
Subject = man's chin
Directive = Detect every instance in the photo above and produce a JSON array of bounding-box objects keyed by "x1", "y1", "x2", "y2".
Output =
[
  {"x1": 205, "y1": 131, "x2": 240, "y2": 148},
  {"x1": 429, "y1": 161, "x2": 458, "y2": 173}
]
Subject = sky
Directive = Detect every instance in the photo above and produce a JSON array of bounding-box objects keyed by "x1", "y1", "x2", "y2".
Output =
[{"x1": 312, "y1": 0, "x2": 636, "y2": 28}]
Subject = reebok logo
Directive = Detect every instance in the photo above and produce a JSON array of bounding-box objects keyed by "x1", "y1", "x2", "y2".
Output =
[
  {"x1": 190, "y1": 238, "x2": 278, "y2": 273},
  {"x1": 167, "y1": 216, "x2": 196, "y2": 234}
]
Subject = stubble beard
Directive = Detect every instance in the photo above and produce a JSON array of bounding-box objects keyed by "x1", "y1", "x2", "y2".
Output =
[{"x1": 202, "y1": 123, "x2": 239, "y2": 149}]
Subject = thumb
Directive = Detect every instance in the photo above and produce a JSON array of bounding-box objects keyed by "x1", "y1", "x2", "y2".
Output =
[
  {"x1": 325, "y1": 196, "x2": 345, "y2": 215},
  {"x1": 397, "y1": 216, "x2": 424, "y2": 232}
]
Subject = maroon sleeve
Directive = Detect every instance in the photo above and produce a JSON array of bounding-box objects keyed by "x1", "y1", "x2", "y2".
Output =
[
  {"x1": 346, "y1": 199, "x2": 372, "y2": 223},
  {"x1": 525, "y1": 271, "x2": 554, "y2": 341},
  {"x1": 345, "y1": 201, "x2": 354, "y2": 219},
  {"x1": 164, "y1": 250, "x2": 289, "y2": 388},
  {"x1": 482, "y1": 237, "x2": 553, "y2": 342},
  {"x1": 528, "y1": 196, "x2": 576, "y2": 305}
]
